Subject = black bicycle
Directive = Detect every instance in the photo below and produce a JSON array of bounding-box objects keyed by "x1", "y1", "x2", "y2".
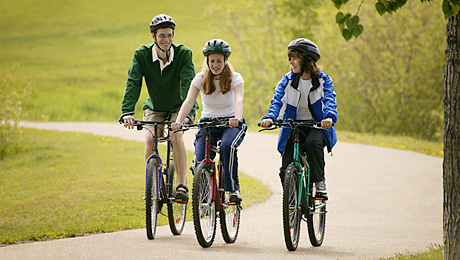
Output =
[
  {"x1": 124, "y1": 120, "x2": 187, "y2": 239},
  {"x1": 260, "y1": 119, "x2": 328, "y2": 250}
]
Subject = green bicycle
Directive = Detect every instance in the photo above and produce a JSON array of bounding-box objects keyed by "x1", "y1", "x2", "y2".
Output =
[{"x1": 260, "y1": 119, "x2": 328, "y2": 251}]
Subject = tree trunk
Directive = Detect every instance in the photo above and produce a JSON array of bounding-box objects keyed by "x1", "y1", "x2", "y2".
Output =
[{"x1": 443, "y1": 11, "x2": 460, "y2": 260}]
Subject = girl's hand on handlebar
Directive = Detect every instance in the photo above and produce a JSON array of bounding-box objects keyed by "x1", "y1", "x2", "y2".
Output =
[
  {"x1": 123, "y1": 115, "x2": 135, "y2": 129},
  {"x1": 171, "y1": 122, "x2": 183, "y2": 131},
  {"x1": 229, "y1": 118, "x2": 240, "y2": 127},
  {"x1": 321, "y1": 118, "x2": 333, "y2": 128},
  {"x1": 260, "y1": 118, "x2": 274, "y2": 128}
]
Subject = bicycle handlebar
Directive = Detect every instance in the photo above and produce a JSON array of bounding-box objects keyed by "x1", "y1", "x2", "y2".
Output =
[
  {"x1": 174, "y1": 118, "x2": 243, "y2": 133},
  {"x1": 258, "y1": 119, "x2": 333, "y2": 132}
]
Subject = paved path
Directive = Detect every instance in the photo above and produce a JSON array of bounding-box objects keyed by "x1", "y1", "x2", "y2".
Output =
[{"x1": 2, "y1": 122, "x2": 443, "y2": 260}]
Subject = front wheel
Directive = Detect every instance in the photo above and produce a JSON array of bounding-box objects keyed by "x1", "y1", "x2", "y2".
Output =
[
  {"x1": 282, "y1": 165, "x2": 301, "y2": 251},
  {"x1": 220, "y1": 192, "x2": 241, "y2": 243},
  {"x1": 306, "y1": 184, "x2": 326, "y2": 246},
  {"x1": 167, "y1": 163, "x2": 186, "y2": 235},
  {"x1": 145, "y1": 157, "x2": 160, "y2": 240},
  {"x1": 192, "y1": 162, "x2": 217, "y2": 248}
]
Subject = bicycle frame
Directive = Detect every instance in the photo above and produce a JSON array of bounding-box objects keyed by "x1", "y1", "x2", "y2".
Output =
[
  {"x1": 142, "y1": 121, "x2": 173, "y2": 203},
  {"x1": 290, "y1": 127, "x2": 314, "y2": 213},
  {"x1": 200, "y1": 126, "x2": 227, "y2": 211}
]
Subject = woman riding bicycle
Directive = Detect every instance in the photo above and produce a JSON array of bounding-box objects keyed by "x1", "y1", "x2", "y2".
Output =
[
  {"x1": 172, "y1": 39, "x2": 246, "y2": 203},
  {"x1": 260, "y1": 38, "x2": 338, "y2": 198}
]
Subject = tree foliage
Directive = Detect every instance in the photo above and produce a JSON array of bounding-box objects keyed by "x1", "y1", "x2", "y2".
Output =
[
  {"x1": 334, "y1": 0, "x2": 458, "y2": 40},
  {"x1": 318, "y1": 0, "x2": 445, "y2": 140},
  {"x1": 205, "y1": 0, "x2": 321, "y2": 125}
]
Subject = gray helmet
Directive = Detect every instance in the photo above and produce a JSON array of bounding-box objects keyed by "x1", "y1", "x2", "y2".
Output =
[
  {"x1": 203, "y1": 39, "x2": 231, "y2": 58},
  {"x1": 288, "y1": 38, "x2": 320, "y2": 62},
  {"x1": 150, "y1": 14, "x2": 175, "y2": 33}
]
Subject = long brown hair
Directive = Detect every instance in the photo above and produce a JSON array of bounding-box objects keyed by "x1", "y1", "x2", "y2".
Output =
[
  {"x1": 288, "y1": 49, "x2": 322, "y2": 77},
  {"x1": 201, "y1": 58, "x2": 234, "y2": 95}
]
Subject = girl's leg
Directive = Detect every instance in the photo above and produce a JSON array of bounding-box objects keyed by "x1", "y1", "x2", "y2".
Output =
[
  {"x1": 220, "y1": 125, "x2": 246, "y2": 192},
  {"x1": 302, "y1": 128, "x2": 327, "y2": 183}
]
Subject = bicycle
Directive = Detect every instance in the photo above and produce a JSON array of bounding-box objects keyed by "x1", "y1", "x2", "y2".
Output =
[
  {"x1": 259, "y1": 119, "x2": 328, "y2": 250},
  {"x1": 177, "y1": 118, "x2": 242, "y2": 248},
  {"x1": 121, "y1": 119, "x2": 187, "y2": 240}
]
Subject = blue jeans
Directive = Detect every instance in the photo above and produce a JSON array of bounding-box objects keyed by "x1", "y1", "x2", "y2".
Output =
[{"x1": 193, "y1": 118, "x2": 247, "y2": 192}]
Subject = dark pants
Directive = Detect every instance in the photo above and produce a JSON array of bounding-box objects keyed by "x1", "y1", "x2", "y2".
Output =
[
  {"x1": 193, "y1": 118, "x2": 247, "y2": 192},
  {"x1": 281, "y1": 127, "x2": 327, "y2": 183}
]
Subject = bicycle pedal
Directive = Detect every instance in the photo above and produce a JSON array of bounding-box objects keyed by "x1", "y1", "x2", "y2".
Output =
[
  {"x1": 228, "y1": 201, "x2": 241, "y2": 206},
  {"x1": 174, "y1": 198, "x2": 188, "y2": 204}
]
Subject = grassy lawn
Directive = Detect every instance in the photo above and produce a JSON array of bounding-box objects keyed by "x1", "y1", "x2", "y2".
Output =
[
  {"x1": 378, "y1": 245, "x2": 442, "y2": 260},
  {"x1": 0, "y1": 128, "x2": 271, "y2": 245}
]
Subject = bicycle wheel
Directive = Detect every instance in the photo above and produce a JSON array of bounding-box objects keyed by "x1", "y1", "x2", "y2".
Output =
[
  {"x1": 306, "y1": 183, "x2": 326, "y2": 247},
  {"x1": 167, "y1": 162, "x2": 186, "y2": 235},
  {"x1": 282, "y1": 164, "x2": 301, "y2": 251},
  {"x1": 145, "y1": 157, "x2": 160, "y2": 240},
  {"x1": 192, "y1": 162, "x2": 216, "y2": 247},
  {"x1": 219, "y1": 192, "x2": 241, "y2": 243}
]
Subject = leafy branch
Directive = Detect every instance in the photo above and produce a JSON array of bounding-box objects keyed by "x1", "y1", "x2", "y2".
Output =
[{"x1": 332, "y1": 0, "x2": 460, "y2": 41}]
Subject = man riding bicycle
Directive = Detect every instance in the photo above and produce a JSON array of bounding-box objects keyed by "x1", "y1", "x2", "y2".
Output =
[{"x1": 120, "y1": 14, "x2": 198, "y2": 203}]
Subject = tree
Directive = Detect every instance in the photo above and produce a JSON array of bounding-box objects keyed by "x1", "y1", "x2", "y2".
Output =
[{"x1": 330, "y1": 0, "x2": 459, "y2": 258}]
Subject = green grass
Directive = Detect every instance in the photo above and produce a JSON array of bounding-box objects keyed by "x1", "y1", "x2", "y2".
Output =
[
  {"x1": 0, "y1": 128, "x2": 271, "y2": 245},
  {"x1": 338, "y1": 130, "x2": 443, "y2": 158},
  {"x1": 0, "y1": 0, "x2": 232, "y2": 122},
  {"x1": 378, "y1": 245, "x2": 443, "y2": 260}
]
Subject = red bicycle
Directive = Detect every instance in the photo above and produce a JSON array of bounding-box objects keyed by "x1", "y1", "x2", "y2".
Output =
[{"x1": 178, "y1": 118, "x2": 242, "y2": 247}]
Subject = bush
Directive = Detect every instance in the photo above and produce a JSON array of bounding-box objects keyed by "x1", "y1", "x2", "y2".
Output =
[{"x1": 0, "y1": 64, "x2": 34, "y2": 159}]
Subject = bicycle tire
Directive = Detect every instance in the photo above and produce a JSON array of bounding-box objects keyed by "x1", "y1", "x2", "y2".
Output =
[
  {"x1": 282, "y1": 164, "x2": 301, "y2": 251},
  {"x1": 167, "y1": 162, "x2": 186, "y2": 235},
  {"x1": 306, "y1": 183, "x2": 326, "y2": 246},
  {"x1": 192, "y1": 162, "x2": 217, "y2": 248},
  {"x1": 145, "y1": 157, "x2": 160, "y2": 240},
  {"x1": 219, "y1": 192, "x2": 241, "y2": 243}
]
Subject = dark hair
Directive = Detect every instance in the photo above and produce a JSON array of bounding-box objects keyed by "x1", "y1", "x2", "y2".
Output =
[{"x1": 288, "y1": 49, "x2": 322, "y2": 78}]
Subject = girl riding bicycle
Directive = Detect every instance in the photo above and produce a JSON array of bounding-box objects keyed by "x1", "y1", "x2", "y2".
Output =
[
  {"x1": 260, "y1": 38, "x2": 338, "y2": 198},
  {"x1": 172, "y1": 39, "x2": 246, "y2": 203}
]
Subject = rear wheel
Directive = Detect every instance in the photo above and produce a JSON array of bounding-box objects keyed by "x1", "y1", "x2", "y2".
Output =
[
  {"x1": 220, "y1": 192, "x2": 241, "y2": 243},
  {"x1": 306, "y1": 183, "x2": 326, "y2": 246},
  {"x1": 167, "y1": 163, "x2": 186, "y2": 235},
  {"x1": 192, "y1": 162, "x2": 216, "y2": 247},
  {"x1": 282, "y1": 165, "x2": 301, "y2": 251},
  {"x1": 145, "y1": 157, "x2": 160, "y2": 240}
]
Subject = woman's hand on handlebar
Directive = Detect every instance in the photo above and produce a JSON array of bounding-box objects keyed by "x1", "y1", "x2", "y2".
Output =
[
  {"x1": 122, "y1": 115, "x2": 135, "y2": 129},
  {"x1": 321, "y1": 118, "x2": 333, "y2": 128},
  {"x1": 229, "y1": 118, "x2": 241, "y2": 127},
  {"x1": 171, "y1": 122, "x2": 183, "y2": 131},
  {"x1": 260, "y1": 118, "x2": 274, "y2": 128}
]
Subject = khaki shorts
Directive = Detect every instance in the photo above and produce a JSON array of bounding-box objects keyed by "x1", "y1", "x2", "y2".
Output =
[{"x1": 143, "y1": 108, "x2": 179, "y2": 140}]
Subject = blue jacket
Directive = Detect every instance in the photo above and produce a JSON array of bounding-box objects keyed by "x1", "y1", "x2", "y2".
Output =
[{"x1": 262, "y1": 71, "x2": 338, "y2": 154}]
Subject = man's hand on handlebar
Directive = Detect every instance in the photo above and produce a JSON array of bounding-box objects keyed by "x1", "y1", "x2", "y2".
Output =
[{"x1": 122, "y1": 115, "x2": 135, "y2": 129}]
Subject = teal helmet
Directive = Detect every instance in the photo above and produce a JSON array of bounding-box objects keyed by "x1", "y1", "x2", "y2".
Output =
[{"x1": 203, "y1": 39, "x2": 231, "y2": 58}]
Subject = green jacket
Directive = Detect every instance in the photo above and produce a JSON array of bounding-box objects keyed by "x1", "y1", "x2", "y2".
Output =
[{"x1": 121, "y1": 43, "x2": 198, "y2": 117}]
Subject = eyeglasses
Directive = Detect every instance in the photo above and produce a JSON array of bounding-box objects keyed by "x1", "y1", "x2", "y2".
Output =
[{"x1": 156, "y1": 34, "x2": 174, "y2": 40}]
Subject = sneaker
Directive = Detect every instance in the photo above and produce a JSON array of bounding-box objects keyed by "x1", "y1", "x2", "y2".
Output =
[
  {"x1": 229, "y1": 190, "x2": 242, "y2": 203},
  {"x1": 315, "y1": 181, "x2": 328, "y2": 199}
]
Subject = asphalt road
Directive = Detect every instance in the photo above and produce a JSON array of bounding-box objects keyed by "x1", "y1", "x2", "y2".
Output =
[{"x1": 1, "y1": 122, "x2": 443, "y2": 260}]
